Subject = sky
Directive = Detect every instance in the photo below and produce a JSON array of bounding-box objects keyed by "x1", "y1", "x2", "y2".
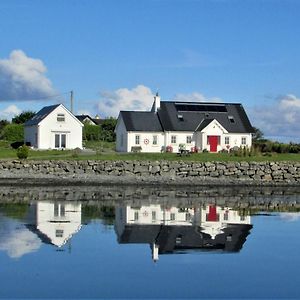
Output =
[{"x1": 0, "y1": 0, "x2": 300, "y2": 142}]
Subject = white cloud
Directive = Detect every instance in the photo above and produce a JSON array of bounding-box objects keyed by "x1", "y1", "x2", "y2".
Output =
[
  {"x1": 0, "y1": 218, "x2": 41, "y2": 258},
  {"x1": 250, "y1": 94, "x2": 300, "y2": 141},
  {"x1": 174, "y1": 92, "x2": 223, "y2": 103},
  {"x1": 0, "y1": 50, "x2": 55, "y2": 101},
  {"x1": 280, "y1": 213, "x2": 300, "y2": 222},
  {"x1": 97, "y1": 85, "x2": 155, "y2": 117},
  {"x1": 0, "y1": 105, "x2": 22, "y2": 120}
]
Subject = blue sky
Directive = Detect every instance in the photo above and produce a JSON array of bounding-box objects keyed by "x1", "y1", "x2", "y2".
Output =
[{"x1": 0, "y1": 0, "x2": 300, "y2": 141}]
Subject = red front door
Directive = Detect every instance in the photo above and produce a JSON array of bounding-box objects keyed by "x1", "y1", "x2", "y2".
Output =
[{"x1": 208, "y1": 136, "x2": 218, "y2": 152}]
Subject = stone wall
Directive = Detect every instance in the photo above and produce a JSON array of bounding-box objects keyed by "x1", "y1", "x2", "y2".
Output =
[{"x1": 0, "y1": 160, "x2": 299, "y2": 185}]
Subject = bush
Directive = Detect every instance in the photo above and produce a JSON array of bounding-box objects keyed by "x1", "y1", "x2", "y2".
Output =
[
  {"x1": 83, "y1": 124, "x2": 102, "y2": 141},
  {"x1": 166, "y1": 145, "x2": 173, "y2": 153},
  {"x1": 16, "y1": 145, "x2": 29, "y2": 159},
  {"x1": 1, "y1": 124, "x2": 24, "y2": 142}
]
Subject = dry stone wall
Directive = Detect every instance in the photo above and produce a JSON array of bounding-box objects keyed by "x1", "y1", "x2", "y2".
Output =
[{"x1": 0, "y1": 160, "x2": 299, "y2": 186}]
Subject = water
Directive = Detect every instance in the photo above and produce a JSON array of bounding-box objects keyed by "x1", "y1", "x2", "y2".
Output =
[{"x1": 0, "y1": 186, "x2": 300, "y2": 299}]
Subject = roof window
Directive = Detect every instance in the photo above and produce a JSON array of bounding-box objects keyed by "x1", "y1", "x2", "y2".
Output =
[
  {"x1": 228, "y1": 116, "x2": 235, "y2": 123},
  {"x1": 177, "y1": 114, "x2": 184, "y2": 121}
]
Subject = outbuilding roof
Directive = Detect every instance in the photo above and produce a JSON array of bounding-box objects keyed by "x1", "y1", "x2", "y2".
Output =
[{"x1": 24, "y1": 104, "x2": 60, "y2": 126}]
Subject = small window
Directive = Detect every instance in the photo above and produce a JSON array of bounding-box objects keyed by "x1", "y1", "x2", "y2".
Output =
[
  {"x1": 225, "y1": 136, "x2": 230, "y2": 144},
  {"x1": 241, "y1": 137, "x2": 247, "y2": 145},
  {"x1": 135, "y1": 135, "x2": 140, "y2": 145},
  {"x1": 152, "y1": 211, "x2": 156, "y2": 221},
  {"x1": 134, "y1": 211, "x2": 139, "y2": 221},
  {"x1": 186, "y1": 136, "x2": 192, "y2": 144},
  {"x1": 228, "y1": 116, "x2": 235, "y2": 123},
  {"x1": 177, "y1": 114, "x2": 184, "y2": 121},
  {"x1": 171, "y1": 136, "x2": 177, "y2": 144},
  {"x1": 153, "y1": 135, "x2": 158, "y2": 145},
  {"x1": 57, "y1": 113, "x2": 65, "y2": 122},
  {"x1": 55, "y1": 230, "x2": 64, "y2": 237},
  {"x1": 170, "y1": 213, "x2": 176, "y2": 221}
]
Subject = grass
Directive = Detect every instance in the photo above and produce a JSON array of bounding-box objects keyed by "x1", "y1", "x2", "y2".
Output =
[{"x1": 0, "y1": 140, "x2": 300, "y2": 161}]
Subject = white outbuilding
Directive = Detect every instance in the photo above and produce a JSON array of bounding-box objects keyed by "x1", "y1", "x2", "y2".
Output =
[{"x1": 24, "y1": 104, "x2": 83, "y2": 149}]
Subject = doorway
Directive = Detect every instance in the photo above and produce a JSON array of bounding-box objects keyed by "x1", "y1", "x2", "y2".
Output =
[{"x1": 208, "y1": 136, "x2": 219, "y2": 152}]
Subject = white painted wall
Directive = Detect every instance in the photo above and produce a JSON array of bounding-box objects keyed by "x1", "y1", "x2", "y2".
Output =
[
  {"x1": 127, "y1": 131, "x2": 165, "y2": 153},
  {"x1": 24, "y1": 125, "x2": 38, "y2": 147},
  {"x1": 36, "y1": 201, "x2": 82, "y2": 247},
  {"x1": 115, "y1": 116, "x2": 128, "y2": 152},
  {"x1": 164, "y1": 131, "x2": 196, "y2": 153}
]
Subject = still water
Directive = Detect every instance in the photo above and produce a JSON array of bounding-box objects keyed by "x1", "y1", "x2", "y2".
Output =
[{"x1": 0, "y1": 186, "x2": 300, "y2": 299}]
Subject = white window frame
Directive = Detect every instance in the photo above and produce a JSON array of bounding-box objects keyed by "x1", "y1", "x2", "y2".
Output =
[
  {"x1": 186, "y1": 136, "x2": 192, "y2": 144},
  {"x1": 241, "y1": 137, "x2": 247, "y2": 145},
  {"x1": 153, "y1": 135, "x2": 158, "y2": 145},
  {"x1": 171, "y1": 135, "x2": 177, "y2": 144},
  {"x1": 225, "y1": 136, "x2": 230, "y2": 144},
  {"x1": 135, "y1": 135, "x2": 140, "y2": 145},
  {"x1": 57, "y1": 113, "x2": 65, "y2": 122}
]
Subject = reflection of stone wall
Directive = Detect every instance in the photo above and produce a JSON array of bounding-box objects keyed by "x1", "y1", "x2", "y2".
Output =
[
  {"x1": 0, "y1": 160, "x2": 299, "y2": 185},
  {"x1": 0, "y1": 185, "x2": 299, "y2": 211}
]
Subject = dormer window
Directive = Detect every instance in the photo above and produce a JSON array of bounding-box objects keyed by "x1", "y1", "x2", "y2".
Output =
[
  {"x1": 57, "y1": 113, "x2": 65, "y2": 122},
  {"x1": 228, "y1": 116, "x2": 235, "y2": 123}
]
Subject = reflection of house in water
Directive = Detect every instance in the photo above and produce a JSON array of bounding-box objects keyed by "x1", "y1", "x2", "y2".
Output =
[
  {"x1": 27, "y1": 202, "x2": 82, "y2": 247},
  {"x1": 115, "y1": 204, "x2": 252, "y2": 261}
]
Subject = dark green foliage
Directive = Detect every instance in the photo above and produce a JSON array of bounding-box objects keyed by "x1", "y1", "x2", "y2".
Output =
[
  {"x1": 16, "y1": 145, "x2": 29, "y2": 159},
  {"x1": 83, "y1": 124, "x2": 102, "y2": 141},
  {"x1": 100, "y1": 117, "x2": 117, "y2": 142},
  {"x1": 83, "y1": 117, "x2": 117, "y2": 142},
  {"x1": 254, "y1": 141, "x2": 300, "y2": 154},
  {"x1": 1, "y1": 124, "x2": 24, "y2": 141},
  {"x1": 0, "y1": 203, "x2": 29, "y2": 220},
  {"x1": 0, "y1": 119, "x2": 10, "y2": 131},
  {"x1": 252, "y1": 127, "x2": 264, "y2": 141},
  {"x1": 12, "y1": 111, "x2": 36, "y2": 124}
]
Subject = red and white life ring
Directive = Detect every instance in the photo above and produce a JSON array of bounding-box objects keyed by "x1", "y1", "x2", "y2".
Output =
[{"x1": 144, "y1": 138, "x2": 149, "y2": 145}]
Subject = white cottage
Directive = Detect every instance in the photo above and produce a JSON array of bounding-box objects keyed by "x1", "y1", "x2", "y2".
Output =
[
  {"x1": 116, "y1": 94, "x2": 254, "y2": 153},
  {"x1": 24, "y1": 104, "x2": 83, "y2": 149}
]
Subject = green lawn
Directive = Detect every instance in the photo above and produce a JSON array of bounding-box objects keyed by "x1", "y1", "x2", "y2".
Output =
[{"x1": 0, "y1": 140, "x2": 300, "y2": 162}]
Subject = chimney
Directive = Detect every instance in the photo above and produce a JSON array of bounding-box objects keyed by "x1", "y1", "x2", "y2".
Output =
[{"x1": 152, "y1": 92, "x2": 161, "y2": 112}]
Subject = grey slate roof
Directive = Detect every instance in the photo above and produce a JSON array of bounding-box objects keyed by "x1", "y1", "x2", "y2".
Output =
[
  {"x1": 24, "y1": 104, "x2": 60, "y2": 126},
  {"x1": 117, "y1": 223, "x2": 253, "y2": 253},
  {"x1": 120, "y1": 101, "x2": 254, "y2": 133},
  {"x1": 158, "y1": 101, "x2": 254, "y2": 133},
  {"x1": 75, "y1": 115, "x2": 96, "y2": 125},
  {"x1": 120, "y1": 111, "x2": 163, "y2": 132}
]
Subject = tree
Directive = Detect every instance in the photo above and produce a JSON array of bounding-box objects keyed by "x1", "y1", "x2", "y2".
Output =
[
  {"x1": 252, "y1": 127, "x2": 264, "y2": 142},
  {"x1": 12, "y1": 111, "x2": 36, "y2": 124},
  {"x1": 100, "y1": 117, "x2": 117, "y2": 142},
  {"x1": 0, "y1": 124, "x2": 24, "y2": 142}
]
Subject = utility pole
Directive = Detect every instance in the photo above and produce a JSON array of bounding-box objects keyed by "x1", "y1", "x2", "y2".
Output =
[{"x1": 70, "y1": 90, "x2": 74, "y2": 113}]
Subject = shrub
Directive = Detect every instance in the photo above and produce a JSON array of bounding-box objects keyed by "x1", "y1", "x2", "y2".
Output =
[
  {"x1": 16, "y1": 145, "x2": 29, "y2": 159},
  {"x1": 166, "y1": 145, "x2": 173, "y2": 153},
  {"x1": 1, "y1": 124, "x2": 24, "y2": 142},
  {"x1": 202, "y1": 148, "x2": 209, "y2": 153}
]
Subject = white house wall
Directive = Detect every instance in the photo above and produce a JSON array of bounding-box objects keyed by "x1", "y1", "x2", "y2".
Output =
[
  {"x1": 24, "y1": 126, "x2": 38, "y2": 148},
  {"x1": 38, "y1": 106, "x2": 83, "y2": 149},
  {"x1": 115, "y1": 117, "x2": 128, "y2": 152},
  {"x1": 127, "y1": 131, "x2": 165, "y2": 153}
]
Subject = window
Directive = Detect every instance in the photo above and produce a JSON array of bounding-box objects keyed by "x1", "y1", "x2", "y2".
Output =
[
  {"x1": 134, "y1": 211, "x2": 139, "y2": 221},
  {"x1": 152, "y1": 211, "x2": 156, "y2": 221},
  {"x1": 57, "y1": 113, "x2": 65, "y2": 122},
  {"x1": 171, "y1": 135, "x2": 177, "y2": 144},
  {"x1": 186, "y1": 136, "x2": 192, "y2": 144},
  {"x1": 228, "y1": 116, "x2": 235, "y2": 123},
  {"x1": 241, "y1": 137, "x2": 247, "y2": 145},
  {"x1": 135, "y1": 135, "x2": 140, "y2": 145},
  {"x1": 153, "y1": 135, "x2": 158, "y2": 145},
  {"x1": 170, "y1": 213, "x2": 176, "y2": 221},
  {"x1": 225, "y1": 136, "x2": 230, "y2": 144},
  {"x1": 55, "y1": 134, "x2": 66, "y2": 148},
  {"x1": 224, "y1": 211, "x2": 229, "y2": 221},
  {"x1": 55, "y1": 230, "x2": 64, "y2": 237}
]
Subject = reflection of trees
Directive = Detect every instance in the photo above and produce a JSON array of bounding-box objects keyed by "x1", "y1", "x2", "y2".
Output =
[
  {"x1": 82, "y1": 205, "x2": 115, "y2": 225},
  {"x1": 0, "y1": 203, "x2": 29, "y2": 221}
]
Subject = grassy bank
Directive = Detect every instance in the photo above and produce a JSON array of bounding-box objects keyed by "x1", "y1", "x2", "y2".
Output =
[{"x1": 0, "y1": 140, "x2": 300, "y2": 162}]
